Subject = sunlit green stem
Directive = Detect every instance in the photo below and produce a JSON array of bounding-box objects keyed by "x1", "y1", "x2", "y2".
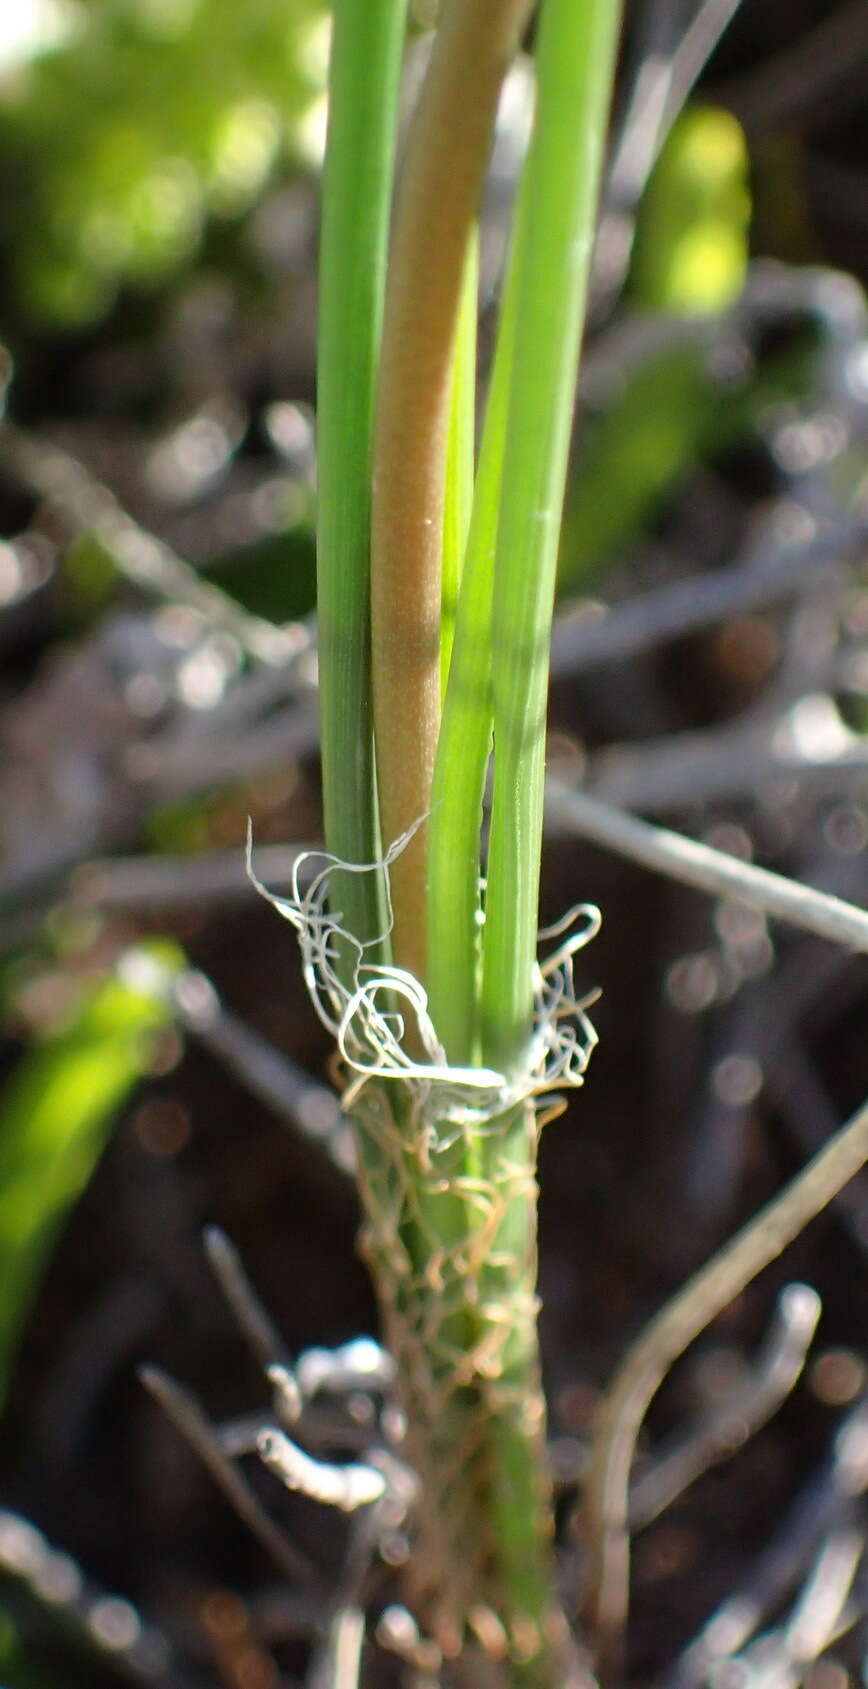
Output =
[
  {"x1": 316, "y1": 0, "x2": 407, "y2": 961},
  {"x1": 427, "y1": 232, "x2": 521, "y2": 1066},
  {"x1": 371, "y1": 0, "x2": 535, "y2": 985},
  {"x1": 354, "y1": 1086, "x2": 568, "y2": 1685},
  {"x1": 481, "y1": 0, "x2": 622, "y2": 1074},
  {"x1": 440, "y1": 232, "x2": 478, "y2": 696}
]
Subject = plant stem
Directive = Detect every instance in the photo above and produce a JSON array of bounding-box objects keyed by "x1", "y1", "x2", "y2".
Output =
[
  {"x1": 318, "y1": 4, "x2": 621, "y2": 1680},
  {"x1": 427, "y1": 223, "x2": 522, "y2": 1065},
  {"x1": 440, "y1": 232, "x2": 479, "y2": 699},
  {"x1": 317, "y1": 0, "x2": 407, "y2": 962},
  {"x1": 371, "y1": 0, "x2": 535, "y2": 984},
  {"x1": 353, "y1": 1085, "x2": 571, "y2": 1686},
  {"x1": 481, "y1": 0, "x2": 622, "y2": 1075}
]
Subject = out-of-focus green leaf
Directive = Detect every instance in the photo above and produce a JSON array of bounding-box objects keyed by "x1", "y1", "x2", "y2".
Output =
[
  {"x1": 0, "y1": 1610, "x2": 52, "y2": 1689},
  {"x1": 631, "y1": 105, "x2": 751, "y2": 316},
  {"x1": 204, "y1": 509, "x2": 316, "y2": 622},
  {"x1": 560, "y1": 104, "x2": 752, "y2": 587},
  {"x1": 559, "y1": 335, "x2": 816, "y2": 590},
  {"x1": 560, "y1": 347, "x2": 716, "y2": 585},
  {"x1": 0, "y1": 0, "x2": 326, "y2": 328},
  {"x1": 0, "y1": 941, "x2": 182, "y2": 1402},
  {"x1": 62, "y1": 533, "x2": 118, "y2": 617}
]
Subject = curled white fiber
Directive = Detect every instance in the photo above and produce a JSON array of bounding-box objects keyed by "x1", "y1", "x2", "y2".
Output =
[{"x1": 247, "y1": 820, "x2": 600, "y2": 1119}]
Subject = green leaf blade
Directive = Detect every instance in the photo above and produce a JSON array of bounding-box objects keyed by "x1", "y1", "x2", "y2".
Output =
[
  {"x1": 0, "y1": 945, "x2": 180, "y2": 1404},
  {"x1": 427, "y1": 228, "x2": 522, "y2": 1065},
  {"x1": 481, "y1": 0, "x2": 621, "y2": 1075},
  {"x1": 316, "y1": 0, "x2": 408, "y2": 962}
]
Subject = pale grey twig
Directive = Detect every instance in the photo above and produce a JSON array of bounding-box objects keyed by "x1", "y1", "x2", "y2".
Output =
[
  {"x1": 599, "y1": 0, "x2": 685, "y2": 214},
  {"x1": 308, "y1": 1605, "x2": 365, "y2": 1689},
  {"x1": 737, "y1": 261, "x2": 868, "y2": 347},
  {"x1": 169, "y1": 971, "x2": 354, "y2": 1180},
  {"x1": 686, "y1": 1533, "x2": 863, "y2": 1689},
  {"x1": 549, "y1": 514, "x2": 863, "y2": 677},
  {"x1": 375, "y1": 1606, "x2": 443, "y2": 1675},
  {"x1": 630, "y1": 1283, "x2": 821, "y2": 1531},
  {"x1": 592, "y1": 0, "x2": 744, "y2": 313},
  {"x1": 257, "y1": 1428, "x2": 386, "y2": 1513},
  {"x1": 0, "y1": 1508, "x2": 194, "y2": 1686},
  {"x1": 681, "y1": 859, "x2": 866, "y2": 1233},
  {"x1": 203, "y1": 1226, "x2": 294, "y2": 1375},
  {"x1": 715, "y1": 0, "x2": 868, "y2": 131},
  {"x1": 294, "y1": 1338, "x2": 396, "y2": 1402},
  {"x1": 680, "y1": 991, "x2": 770, "y2": 1230},
  {"x1": 203, "y1": 1226, "x2": 306, "y2": 1428},
  {"x1": 583, "y1": 258, "x2": 866, "y2": 405},
  {"x1": 308, "y1": 1450, "x2": 425, "y2": 1689},
  {"x1": 581, "y1": 1093, "x2": 868, "y2": 1676},
  {"x1": 780, "y1": 1528, "x2": 864, "y2": 1678},
  {"x1": 1, "y1": 420, "x2": 303, "y2": 667},
  {"x1": 305, "y1": 1504, "x2": 387, "y2": 1689},
  {"x1": 204, "y1": 1226, "x2": 395, "y2": 1450},
  {"x1": 127, "y1": 692, "x2": 320, "y2": 801},
  {"x1": 671, "y1": 1400, "x2": 868, "y2": 1687},
  {"x1": 580, "y1": 722, "x2": 868, "y2": 812},
  {"x1": 661, "y1": 0, "x2": 745, "y2": 133},
  {"x1": 769, "y1": 1036, "x2": 868, "y2": 1256},
  {"x1": 117, "y1": 951, "x2": 352, "y2": 1180},
  {"x1": 71, "y1": 843, "x2": 315, "y2": 910},
  {"x1": 695, "y1": 1547, "x2": 861, "y2": 1689},
  {"x1": 545, "y1": 784, "x2": 868, "y2": 956},
  {"x1": 139, "y1": 1365, "x2": 320, "y2": 1592},
  {"x1": 217, "y1": 1412, "x2": 273, "y2": 1457}
]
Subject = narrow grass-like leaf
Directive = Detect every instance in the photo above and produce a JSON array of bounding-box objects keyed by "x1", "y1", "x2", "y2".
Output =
[
  {"x1": 473, "y1": 10, "x2": 622, "y2": 1625},
  {"x1": 0, "y1": 1617, "x2": 50, "y2": 1689},
  {"x1": 426, "y1": 6, "x2": 620, "y2": 1652},
  {"x1": 427, "y1": 234, "x2": 522, "y2": 1065},
  {"x1": 371, "y1": 0, "x2": 535, "y2": 984},
  {"x1": 481, "y1": 0, "x2": 621, "y2": 1074},
  {"x1": 316, "y1": 0, "x2": 407, "y2": 961},
  {"x1": 0, "y1": 944, "x2": 178, "y2": 1403},
  {"x1": 309, "y1": 2, "x2": 621, "y2": 1669}
]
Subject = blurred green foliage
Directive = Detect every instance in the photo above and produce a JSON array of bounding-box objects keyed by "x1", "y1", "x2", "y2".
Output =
[
  {"x1": 205, "y1": 521, "x2": 316, "y2": 621},
  {"x1": 561, "y1": 346, "x2": 721, "y2": 584},
  {"x1": 560, "y1": 103, "x2": 755, "y2": 586},
  {"x1": 632, "y1": 105, "x2": 751, "y2": 315},
  {"x1": 0, "y1": 0, "x2": 326, "y2": 328},
  {"x1": 560, "y1": 333, "x2": 817, "y2": 589},
  {"x1": 0, "y1": 941, "x2": 181, "y2": 1404},
  {"x1": 0, "y1": 1611, "x2": 51, "y2": 1689}
]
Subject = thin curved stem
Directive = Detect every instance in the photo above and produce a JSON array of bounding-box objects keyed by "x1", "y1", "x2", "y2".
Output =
[
  {"x1": 582, "y1": 1093, "x2": 868, "y2": 1680},
  {"x1": 317, "y1": 0, "x2": 408, "y2": 963},
  {"x1": 427, "y1": 214, "x2": 522, "y2": 1064},
  {"x1": 480, "y1": 0, "x2": 622, "y2": 1074},
  {"x1": 371, "y1": 0, "x2": 535, "y2": 983}
]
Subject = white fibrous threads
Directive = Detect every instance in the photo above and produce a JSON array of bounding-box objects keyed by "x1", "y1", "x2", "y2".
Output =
[{"x1": 247, "y1": 819, "x2": 600, "y2": 1122}]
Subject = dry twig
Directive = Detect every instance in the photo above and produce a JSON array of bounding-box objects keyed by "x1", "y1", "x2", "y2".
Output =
[
  {"x1": 0, "y1": 1508, "x2": 194, "y2": 1687},
  {"x1": 630, "y1": 1282, "x2": 821, "y2": 1530},
  {"x1": 546, "y1": 784, "x2": 868, "y2": 954},
  {"x1": 1, "y1": 420, "x2": 303, "y2": 667},
  {"x1": 581, "y1": 1093, "x2": 868, "y2": 1676},
  {"x1": 139, "y1": 1365, "x2": 320, "y2": 1593},
  {"x1": 672, "y1": 1400, "x2": 868, "y2": 1687},
  {"x1": 549, "y1": 513, "x2": 865, "y2": 677}
]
